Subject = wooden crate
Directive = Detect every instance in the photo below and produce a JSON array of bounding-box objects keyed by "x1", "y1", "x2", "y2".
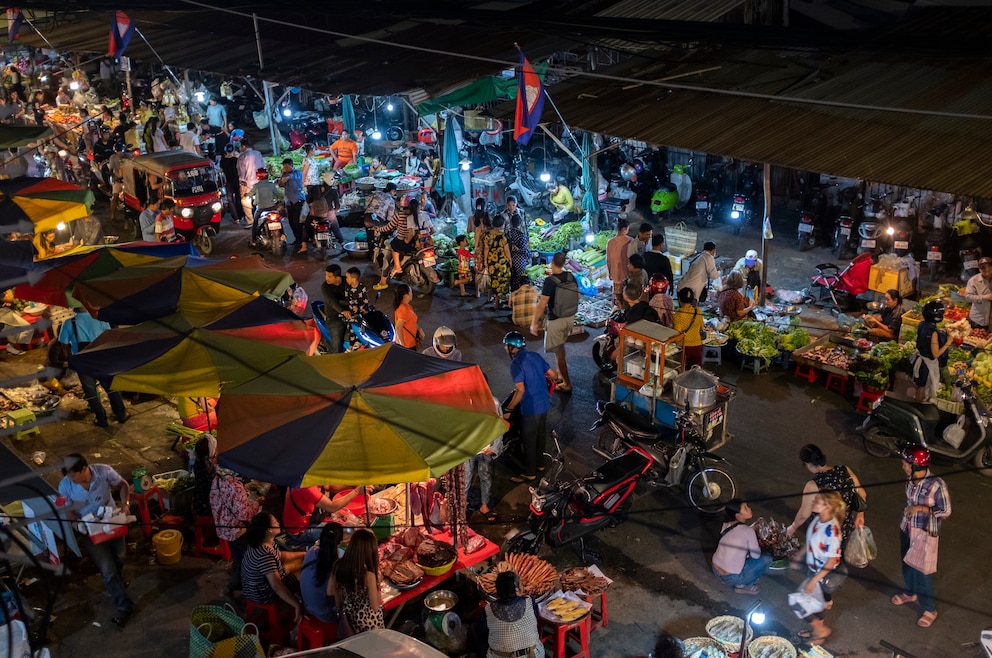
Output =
[{"x1": 869, "y1": 265, "x2": 913, "y2": 297}]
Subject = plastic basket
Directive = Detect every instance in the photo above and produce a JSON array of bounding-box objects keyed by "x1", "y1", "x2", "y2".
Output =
[
  {"x1": 934, "y1": 398, "x2": 963, "y2": 415},
  {"x1": 417, "y1": 557, "x2": 456, "y2": 576},
  {"x1": 665, "y1": 222, "x2": 697, "y2": 257}
]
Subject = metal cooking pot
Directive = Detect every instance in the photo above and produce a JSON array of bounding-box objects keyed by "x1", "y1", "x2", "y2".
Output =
[{"x1": 672, "y1": 365, "x2": 718, "y2": 410}]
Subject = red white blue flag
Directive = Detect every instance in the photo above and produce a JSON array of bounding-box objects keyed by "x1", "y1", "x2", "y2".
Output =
[
  {"x1": 513, "y1": 44, "x2": 545, "y2": 146},
  {"x1": 6, "y1": 8, "x2": 23, "y2": 43},
  {"x1": 108, "y1": 10, "x2": 135, "y2": 57}
]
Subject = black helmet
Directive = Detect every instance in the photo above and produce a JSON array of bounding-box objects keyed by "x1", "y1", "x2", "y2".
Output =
[
  {"x1": 922, "y1": 300, "x2": 945, "y2": 323},
  {"x1": 224, "y1": 144, "x2": 235, "y2": 153},
  {"x1": 503, "y1": 331, "x2": 525, "y2": 349}
]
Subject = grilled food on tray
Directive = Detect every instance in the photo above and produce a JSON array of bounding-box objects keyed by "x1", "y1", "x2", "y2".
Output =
[
  {"x1": 559, "y1": 567, "x2": 610, "y2": 596},
  {"x1": 479, "y1": 553, "x2": 557, "y2": 597}
]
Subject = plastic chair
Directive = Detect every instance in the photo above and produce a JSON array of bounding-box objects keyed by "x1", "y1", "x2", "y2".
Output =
[
  {"x1": 826, "y1": 373, "x2": 850, "y2": 396},
  {"x1": 794, "y1": 363, "x2": 818, "y2": 384},
  {"x1": 857, "y1": 387, "x2": 884, "y2": 413},
  {"x1": 582, "y1": 591, "x2": 609, "y2": 630},
  {"x1": 194, "y1": 515, "x2": 231, "y2": 560},
  {"x1": 701, "y1": 345, "x2": 722, "y2": 366},
  {"x1": 540, "y1": 614, "x2": 592, "y2": 658},
  {"x1": 245, "y1": 599, "x2": 292, "y2": 647},
  {"x1": 130, "y1": 486, "x2": 164, "y2": 538},
  {"x1": 296, "y1": 614, "x2": 338, "y2": 650}
]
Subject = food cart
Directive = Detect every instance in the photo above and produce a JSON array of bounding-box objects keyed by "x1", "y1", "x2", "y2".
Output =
[{"x1": 610, "y1": 320, "x2": 736, "y2": 449}]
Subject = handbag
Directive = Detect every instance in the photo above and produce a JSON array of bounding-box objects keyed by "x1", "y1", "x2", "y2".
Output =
[
  {"x1": 904, "y1": 526, "x2": 939, "y2": 574},
  {"x1": 189, "y1": 604, "x2": 263, "y2": 658}
]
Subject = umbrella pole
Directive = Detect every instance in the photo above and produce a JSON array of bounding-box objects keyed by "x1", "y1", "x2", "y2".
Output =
[
  {"x1": 405, "y1": 482, "x2": 412, "y2": 529},
  {"x1": 363, "y1": 486, "x2": 371, "y2": 527}
]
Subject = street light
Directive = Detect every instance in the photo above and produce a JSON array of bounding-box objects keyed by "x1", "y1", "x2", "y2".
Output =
[{"x1": 738, "y1": 600, "x2": 765, "y2": 658}]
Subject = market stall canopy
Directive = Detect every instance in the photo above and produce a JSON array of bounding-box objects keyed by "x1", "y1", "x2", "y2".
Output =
[
  {"x1": 217, "y1": 344, "x2": 506, "y2": 487},
  {"x1": 11, "y1": 242, "x2": 195, "y2": 306},
  {"x1": 0, "y1": 125, "x2": 53, "y2": 149},
  {"x1": 72, "y1": 254, "x2": 294, "y2": 325},
  {"x1": 69, "y1": 297, "x2": 314, "y2": 397},
  {"x1": 0, "y1": 177, "x2": 95, "y2": 235}
]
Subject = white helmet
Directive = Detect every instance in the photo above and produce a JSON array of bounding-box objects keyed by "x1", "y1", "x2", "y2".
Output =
[
  {"x1": 744, "y1": 249, "x2": 758, "y2": 264},
  {"x1": 432, "y1": 326, "x2": 457, "y2": 357}
]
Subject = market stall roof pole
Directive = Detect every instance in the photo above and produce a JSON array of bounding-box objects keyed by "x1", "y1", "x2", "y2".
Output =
[
  {"x1": 760, "y1": 162, "x2": 771, "y2": 306},
  {"x1": 253, "y1": 13, "x2": 280, "y2": 156},
  {"x1": 538, "y1": 124, "x2": 582, "y2": 168}
]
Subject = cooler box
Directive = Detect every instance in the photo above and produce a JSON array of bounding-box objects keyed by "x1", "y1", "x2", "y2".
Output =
[
  {"x1": 472, "y1": 176, "x2": 506, "y2": 209},
  {"x1": 869, "y1": 265, "x2": 913, "y2": 297},
  {"x1": 665, "y1": 253, "x2": 690, "y2": 278}
]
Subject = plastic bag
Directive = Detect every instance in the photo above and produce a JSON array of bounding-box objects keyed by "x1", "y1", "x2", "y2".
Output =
[
  {"x1": 844, "y1": 526, "x2": 878, "y2": 568},
  {"x1": 788, "y1": 578, "x2": 826, "y2": 618}
]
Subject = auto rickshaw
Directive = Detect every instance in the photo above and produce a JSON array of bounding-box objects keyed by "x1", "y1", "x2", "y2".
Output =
[{"x1": 121, "y1": 151, "x2": 223, "y2": 254}]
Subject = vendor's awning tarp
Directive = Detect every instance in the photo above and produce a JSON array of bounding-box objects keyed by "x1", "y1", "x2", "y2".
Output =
[
  {"x1": 0, "y1": 177, "x2": 94, "y2": 234},
  {"x1": 0, "y1": 125, "x2": 53, "y2": 150}
]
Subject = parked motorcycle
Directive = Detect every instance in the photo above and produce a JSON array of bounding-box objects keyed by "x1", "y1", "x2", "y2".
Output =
[
  {"x1": 861, "y1": 378, "x2": 992, "y2": 476},
  {"x1": 693, "y1": 185, "x2": 714, "y2": 228},
  {"x1": 503, "y1": 430, "x2": 652, "y2": 561},
  {"x1": 256, "y1": 208, "x2": 286, "y2": 256},
  {"x1": 955, "y1": 204, "x2": 983, "y2": 281},
  {"x1": 372, "y1": 237, "x2": 439, "y2": 296},
  {"x1": 726, "y1": 192, "x2": 752, "y2": 235},
  {"x1": 593, "y1": 401, "x2": 737, "y2": 513},
  {"x1": 507, "y1": 153, "x2": 550, "y2": 211},
  {"x1": 886, "y1": 196, "x2": 916, "y2": 257},
  {"x1": 924, "y1": 203, "x2": 949, "y2": 282},
  {"x1": 797, "y1": 209, "x2": 817, "y2": 251},
  {"x1": 857, "y1": 193, "x2": 889, "y2": 255},
  {"x1": 833, "y1": 214, "x2": 857, "y2": 259},
  {"x1": 591, "y1": 309, "x2": 626, "y2": 371}
]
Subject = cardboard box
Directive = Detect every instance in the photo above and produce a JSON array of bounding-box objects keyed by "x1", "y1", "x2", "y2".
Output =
[{"x1": 869, "y1": 264, "x2": 913, "y2": 296}]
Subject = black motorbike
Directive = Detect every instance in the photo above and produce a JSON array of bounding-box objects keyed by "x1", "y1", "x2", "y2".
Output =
[
  {"x1": 797, "y1": 209, "x2": 817, "y2": 252},
  {"x1": 593, "y1": 401, "x2": 736, "y2": 513},
  {"x1": 923, "y1": 203, "x2": 949, "y2": 282},
  {"x1": 833, "y1": 214, "x2": 857, "y2": 259},
  {"x1": 503, "y1": 431, "x2": 652, "y2": 561},
  {"x1": 861, "y1": 379, "x2": 992, "y2": 476}
]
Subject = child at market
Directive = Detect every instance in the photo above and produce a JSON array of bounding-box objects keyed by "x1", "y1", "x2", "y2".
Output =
[
  {"x1": 453, "y1": 234, "x2": 473, "y2": 297},
  {"x1": 344, "y1": 267, "x2": 372, "y2": 317}
]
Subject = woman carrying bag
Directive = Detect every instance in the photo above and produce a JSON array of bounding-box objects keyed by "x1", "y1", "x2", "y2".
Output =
[{"x1": 794, "y1": 491, "x2": 845, "y2": 646}]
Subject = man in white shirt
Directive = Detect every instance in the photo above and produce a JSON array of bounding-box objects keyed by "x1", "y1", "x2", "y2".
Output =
[
  {"x1": 237, "y1": 140, "x2": 265, "y2": 225},
  {"x1": 178, "y1": 121, "x2": 200, "y2": 155},
  {"x1": 679, "y1": 241, "x2": 720, "y2": 303}
]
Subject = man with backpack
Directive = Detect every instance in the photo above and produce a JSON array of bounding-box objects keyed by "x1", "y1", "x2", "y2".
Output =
[{"x1": 531, "y1": 251, "x2": 578, "y2": 392}]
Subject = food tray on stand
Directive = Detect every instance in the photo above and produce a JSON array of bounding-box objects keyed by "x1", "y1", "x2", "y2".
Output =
[
  {"x1": 576, "y1": 296, "x2": 613, "y2": 328},
  {"x1": 791, "y1": 334, "x2": 854, "y2": 376}
]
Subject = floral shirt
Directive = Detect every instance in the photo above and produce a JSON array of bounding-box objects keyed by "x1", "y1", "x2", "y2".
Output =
[{"x1": 209, "y1": 469, "x2": 259, "y2": 542}]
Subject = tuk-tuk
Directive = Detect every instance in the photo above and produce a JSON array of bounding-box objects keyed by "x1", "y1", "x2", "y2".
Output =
[{"x1": 121, "y1": 151, "x2": 223, "y2": 254}]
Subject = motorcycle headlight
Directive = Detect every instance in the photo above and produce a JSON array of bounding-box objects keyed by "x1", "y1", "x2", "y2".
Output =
[
  {"x1": 181, "y1": 207, "x2": 193, "y2": 218},
  {"x1": 731, "y1": 210, "x2": 740, "y2": 220},
  {"x1": 529, "y1": 486, "x2": 545, "y2": 512},
  {"x1": 211, "y1": 201, "x2": 222, "y2": 213}
]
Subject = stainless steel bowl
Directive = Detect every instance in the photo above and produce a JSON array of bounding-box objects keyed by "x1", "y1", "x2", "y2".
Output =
[
  {"x1": 866, "y1": 301, "x2": 884, "y2": 312},
  {"x1": 424, "y1": 589, "x2": 458, "y2": 612}
]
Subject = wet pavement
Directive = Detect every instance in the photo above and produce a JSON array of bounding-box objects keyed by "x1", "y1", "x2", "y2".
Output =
[{"x1": 2, "y1": 202, "x2": 990, "y2": 657}]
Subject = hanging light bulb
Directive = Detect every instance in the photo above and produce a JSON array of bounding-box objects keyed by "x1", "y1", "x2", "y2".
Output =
[
  {"x1": 386, "y1": 101, "x2": 394, "y2": 112},
  {"x1": 282, "y1": 107, "x2": 293, "y2": 117},
  {"x1": 56, "y1": 222, "x2": 66, "y2": 231},
  {"x1": 585, "y1": 233, "x2": 595, "y2": 243},
  {"x1": 194, "y1": 91, "x2": 205, "y2": 103},
  {"x1": 540, "y1": 171, "x2": 551, "y2": 183},
  {"x1": 371, "y1": 128, "x2": 382, "y2": 140},
  {"x1": 39, "y1": 74, "x2": 48, "y2": 82},
  {"x1": 69, "y1": 80, "x2": 80, "y2": 90},
  {"x1": 459, "y1": 157, "x2": 472, "y2": 171}
]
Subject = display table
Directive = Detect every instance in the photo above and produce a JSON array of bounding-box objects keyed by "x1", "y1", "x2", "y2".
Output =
[{"x1": 382, "y1": 529, "x2": 499, "y2": 625}]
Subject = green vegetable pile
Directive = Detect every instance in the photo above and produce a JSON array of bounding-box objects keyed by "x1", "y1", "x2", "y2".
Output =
[
  {"x1": 593, "y1": 230, "x2": 613, "y2": 250},
  {"x1": 851, "y1": 355, "x2": 891, "y2": 390},
  {"x1": 438, "y1": 258, "x2": 459, "y2": 273},
  {"x1": 432, "y1": 233, "x2": 455, "y2": 256},
  {"x1": 528, "y1": 221, "x2": 587, "y2": 252},
  {"x1": 778, "y1": 327, "x2": 810, "y2": 351},
  {"x1": 726, "y1": 321, "x2": 780, "y2": 364}
]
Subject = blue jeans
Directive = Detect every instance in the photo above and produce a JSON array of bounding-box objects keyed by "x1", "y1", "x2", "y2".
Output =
[
  {"x1": 713, "y1": 553, "x2": 772, "y2": 588},
  {"x1": 901, "y1": 528, "x2": 936, "y2": 612},
  {"x1": 464, "y1": 453, "x2": 494, "y2": 509},
  {"x1": 287, "y1": 524, "x2": 324, "y2": 547},
  {"x1": 78, "y1": 373, "x2": 127, "y2": 423},
  {"x1": 82, "y1": 535, "x2": 133, "y2": 613}
]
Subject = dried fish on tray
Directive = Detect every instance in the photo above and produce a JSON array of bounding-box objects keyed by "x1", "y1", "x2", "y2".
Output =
[
  {"x1": 479, "y1": 553, "x2": 557, "y2": 598},
  {"x1": 559, "y1": 565, "x2": 611, "y2": 596}
]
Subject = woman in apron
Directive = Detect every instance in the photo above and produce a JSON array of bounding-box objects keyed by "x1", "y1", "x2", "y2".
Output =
[{"x1": 912, "y1": 300, "x2": 950, "y2": 402}]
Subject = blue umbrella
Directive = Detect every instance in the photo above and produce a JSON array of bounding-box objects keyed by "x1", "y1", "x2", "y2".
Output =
[
  {"x1": 439, "y1": 116, "x2": 465, "y2": 198},
  {"x1": 581, "y1": 131, "x2": 600, "y2": 221},
  {"x1": 342, "y1": 95, "x2": 356, "y2": 135}
]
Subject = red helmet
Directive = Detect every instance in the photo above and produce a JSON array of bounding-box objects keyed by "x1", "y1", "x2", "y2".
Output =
[
  {"x1": 256, "y1": 168, "x2": 268, "y2": 181},
  {"x1": 900, "y1": 446, "x2": 931, "y2": 468},
  {"x1": 649, "y1": 274, "x2": 670, "y2": 298}
]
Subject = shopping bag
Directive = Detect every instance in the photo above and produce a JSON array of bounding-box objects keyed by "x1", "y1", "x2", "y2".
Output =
[
  {"x1": 904, "y1": 526, "x2": 939, "y2": 575},
  {"x1": 844, "y1": 526, "x2": 878, "y2": 568},
  {"x1": 664, "y1": 222, "x2": 697, "y2": 257},
  {"x1": 788, "y1": 578, "x2": 826, "y2": 618},
  {"x1": 189, "y1": 604, "x2": 263, "y2": 658}
]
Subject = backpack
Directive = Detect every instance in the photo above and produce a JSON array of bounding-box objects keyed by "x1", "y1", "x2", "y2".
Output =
[{"x1": 550, "y1": 272, "x2": 580, "y2": 318}]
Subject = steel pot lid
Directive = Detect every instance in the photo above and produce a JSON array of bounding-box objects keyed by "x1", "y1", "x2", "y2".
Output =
[{"x1": 674, "y1": 365, "x2": 718, "y2": 389}]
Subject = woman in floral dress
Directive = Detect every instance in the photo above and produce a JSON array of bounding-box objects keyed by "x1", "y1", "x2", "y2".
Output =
[
  {"x1": 483, "y1": 216, "x2": 512, "y2": 309},
  {"x1": 506, "y1": 214, "x2": 530, "y2": 292}
]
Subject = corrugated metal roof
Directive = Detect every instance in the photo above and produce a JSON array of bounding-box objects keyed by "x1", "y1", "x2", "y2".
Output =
[{"x1": 595, "y1": 0, "x2": 747, "y2": 22}]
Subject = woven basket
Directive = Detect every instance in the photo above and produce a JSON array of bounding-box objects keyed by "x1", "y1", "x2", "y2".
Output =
[{"x1": 665, "y1": 222, "x2": 697, "y2": 256}]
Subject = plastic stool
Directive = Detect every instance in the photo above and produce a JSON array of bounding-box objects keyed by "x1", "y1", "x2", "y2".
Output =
[
  {"x1": 825, "y1": 373, "x2": 850, "y2": 396},
  {"x1": 540, "y1": 615, "x2": 592, "y2": 658},
  {"x1": 701, "y1": 345, "x2": 722, "y2": 366},
  {"x1": 581, "y1": 591, "x2": 609, "y2": 630},
  {"x1": 194, "y1": 515, "x2": 231, "y2": 560},
  {"x1": 130, "y1": 486, "x2": 164, "y2": 538},
  {"x1": 246, "y1": 599, "x2": 291, "y2": 647},
  {"x1": 5, "y1": 408, "x2": 40, "y2": 441},
  {"x1": 296, "y1": 614, "x2": 338, "y2": 650},
  {"x1": 794, "y1": 363, "x2": 818, "y2": 383},
  {"x1": 856, "y1": 388, "x2": 884, "y2": 412},
  {"x1": 739, "y1": 354, "x2": 766, "y2": 375}
]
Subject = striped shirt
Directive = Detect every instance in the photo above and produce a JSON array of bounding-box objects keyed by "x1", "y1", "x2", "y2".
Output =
[{"x1": 242, "y1": 544, "x2": 284, "y2": 604}]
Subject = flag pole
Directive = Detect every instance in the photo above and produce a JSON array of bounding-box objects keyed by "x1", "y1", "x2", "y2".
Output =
[
  {"x1": 23, "y1": 16, "x2": 57, "y2": 51},
  {"x1": 135, "y1": 28, "x2": 181, "y2": 86}
]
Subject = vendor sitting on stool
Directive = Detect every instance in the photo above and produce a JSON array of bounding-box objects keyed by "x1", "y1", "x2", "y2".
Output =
[
  {"x1": 283, "y1": 485, "x2": 372, "y2": 546},
  {"x1": 864, "y1": 289, "x2": 903, "y2": 340}
]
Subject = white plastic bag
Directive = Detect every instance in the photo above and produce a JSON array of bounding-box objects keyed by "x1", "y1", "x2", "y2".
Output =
[
  {"x1": 788, "y1": 578, "x2": 826, "y2": 618},
  {"x1": 844, "y1": 526, "x2": 878, "y2": 568}
]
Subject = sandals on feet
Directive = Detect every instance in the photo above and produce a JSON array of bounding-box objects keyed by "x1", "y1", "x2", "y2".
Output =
[
  {"x1": 891, "y1": 593, "x2": 918, "y2": 606},
  {"x1": 796, "y1": 628, "x2": 831, "y2": 645},
  {"x1": 917, "y1": 610, "x2": 938, "y2": 627},
  {"x1": 510, "y1": 474, "x2": 536, "y2": 483}
]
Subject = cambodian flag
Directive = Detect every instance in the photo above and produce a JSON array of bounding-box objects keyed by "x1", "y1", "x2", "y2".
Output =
[
  {"x1": 513, "y1": 45, "x2": 545, "y2": 146},
  {"x1": 7, "y1": 8, "x2": 23, "y2": 43},
  {"x1": 108, "y1": 10, "x2": 135, "y2": 57}
]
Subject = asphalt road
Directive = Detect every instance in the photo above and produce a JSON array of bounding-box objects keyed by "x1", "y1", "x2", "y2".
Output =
[{"x1": 6, "y1": 203, "x2": 991, "y2": 656}]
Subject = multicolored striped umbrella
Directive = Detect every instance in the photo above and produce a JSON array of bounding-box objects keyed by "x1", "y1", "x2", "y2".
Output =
[
  {"x1": 69, "y1": 296, "x2": 315, "y2": 397},
  {"x1": 0, "y1": 177, "x2": 95, "y2": 234},
  {"x1": 217, "y1": 344, "x2": 506, "y2": 487}
]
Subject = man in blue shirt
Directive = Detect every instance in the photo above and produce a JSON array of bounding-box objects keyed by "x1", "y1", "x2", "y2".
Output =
[
  {"x1": 59, "y1": 453, "x2": 134, "y2": 626},
  {"x1": 59, "y1": 306, "x2": 128, "y2": 426},
  {"x1": 138, "y1": 198, "x2": 159, "y2": 242},
  {"x1": 502, "y1": 331, "x2": 557, "y2": 482},
  {"x1": 278, "y1": 158, "x2": 304, "y2": 252}
]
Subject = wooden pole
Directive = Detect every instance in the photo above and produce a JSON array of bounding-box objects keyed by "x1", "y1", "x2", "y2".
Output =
[{"x1": 759, "y1": 162, "x2": 772, "y2": 305}]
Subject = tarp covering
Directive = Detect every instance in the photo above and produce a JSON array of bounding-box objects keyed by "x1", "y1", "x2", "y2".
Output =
[
  {"x1": 417, "y1": 62, "x2": 547, "y2": 115},
  {"x1": 0, "y1": 177, "x2": 95, "y2": 234}
]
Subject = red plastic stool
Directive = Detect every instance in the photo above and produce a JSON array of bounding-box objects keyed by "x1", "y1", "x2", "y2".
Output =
[
  {"x1": 856, "y1": 387, "x2": 884, "y2": 412},
  {"x1": 159, "y1": 514, "x2": 187, "y2": 532},
  {"x1": 245, "y1": 599, "x2": 292, "y2": 647},
  {"x1": 130, "y1": 486, "x2": 164, "y2": 538},
  {"x1": 581, "y1": 591, "x2": 609, "y2": 630},
  {"x1": 194, "y1": 515, "x2": 231, "y2": 560},
  {"x1": 540, "y1": 614, "x2": 592, "y2": 658},
  {"x1": 296, "y1": 614, "x2": 338, "y2": 650},
  {"x1": 794, "y1": 363, "x2": 818, "y2": 383},
  {"x1": 825, "y1": 373, "x2": 850, "y2": 396}
]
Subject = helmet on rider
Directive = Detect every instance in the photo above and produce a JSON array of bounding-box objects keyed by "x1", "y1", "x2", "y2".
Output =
[
  {"x1": 648, "y1": 274, "x2": 670, "y2": 298},
  {"x1": 921, "y1": 300, "x2": 945, "y2": 324},
  {"x1": 256, "y1": 167, "x2": 268, "y2": 181},
  {"x1": 432, "y1": 326, "x2": 457, "y2": 357},
  {"x1": 224, "y1": 144, "x2": 235, "y2": 154},
  {"x1": 503, "y1": 331, "x2": 526, "y2": 350},
  {"x1": 900, "y1": 446, "x2": 931, "y2": 469}
]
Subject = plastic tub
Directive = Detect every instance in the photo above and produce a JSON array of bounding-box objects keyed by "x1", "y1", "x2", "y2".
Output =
[{"x1": 152, "y1": 529, "x2": 183, "y2": 565}]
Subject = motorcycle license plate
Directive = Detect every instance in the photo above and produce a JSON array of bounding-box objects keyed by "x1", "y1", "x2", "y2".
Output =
[
  {"x1": 839, "y1": 227, "x2": 851, "y2": 236},
  {"x1": 266, "y1": 221, "x2": 282, "y2": 230},
  {"x1": 894, "y1": 240, "x2": 909, "y2": 250},
  {"x1": 965, "y1": 259, "x2": 979, "y2": 270},
  {"x1": 695, "y1": 201, "x2": 709, "y2": 209},
  {"x1": 861, "y1": 239, "x2": 876, "y2": 248},
  {"x1": 927, "y1": 251, "x2": 942, "y2": 261},
  {"x1": 423, "y1": 256, "x2": 437, "y2": 267},
  {"x1": 732, "y1": 203, "x2": 745, "y2": 211},
  {"x1": 798, "y1": 223, "x2": 813, "y2": 233},
  {"x1": 316, "y1": 232, "x2": 330, "y2": 241}
]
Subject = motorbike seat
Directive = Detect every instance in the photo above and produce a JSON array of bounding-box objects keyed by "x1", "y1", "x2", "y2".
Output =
[
  {"x1": 582, "y1": 450, "x2": 652, "y2": 500},
  {"x1": 885, "y1": 397, "x2": 942, "y2": 423},
  {"x1": 602, "y1": 402, "x2": 658, "y2": 440}
]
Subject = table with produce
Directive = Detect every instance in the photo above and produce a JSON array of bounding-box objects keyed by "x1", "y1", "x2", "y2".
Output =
[{"x1": 723, "y1": 320, "x2": 812, "y2": 367}]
